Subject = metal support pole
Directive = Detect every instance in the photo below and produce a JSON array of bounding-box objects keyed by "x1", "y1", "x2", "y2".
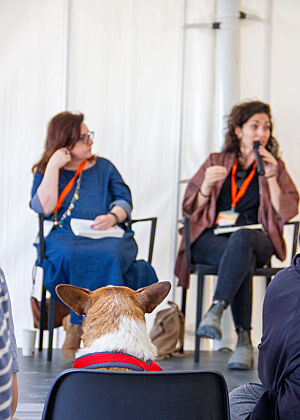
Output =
[
  {"x1": 53, "y1": 0, "x2": 70, "y2": 351},
  {"x1": 262, "y1": 0, "x2": 273, "y2": 102},
  {"x1": 170, "y1": 0, "x2": 187, "y2": 300},
  {"x1": 214, "y1": 0, "x2": 241, "y2": 151},
  {"x1": 62, "y1": 0, "x2": 71, "y2": 110},
  {"x1": 213, "y1": 0, "x2": 241, "y2": 351}
]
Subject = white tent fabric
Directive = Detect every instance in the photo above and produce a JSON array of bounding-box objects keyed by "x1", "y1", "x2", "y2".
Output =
[{"x1": 0, "y1": 0, "x2": 299, "y2": 349}]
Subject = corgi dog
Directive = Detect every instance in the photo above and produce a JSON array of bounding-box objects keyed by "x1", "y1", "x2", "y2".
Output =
[{"x1": 56, "y1": 281, "x2": 171, "y2": 371}]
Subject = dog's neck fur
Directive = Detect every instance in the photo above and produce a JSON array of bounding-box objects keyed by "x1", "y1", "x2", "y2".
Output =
[{"x1": 76, "y1": 316, "x2": 156, "y2": 360}]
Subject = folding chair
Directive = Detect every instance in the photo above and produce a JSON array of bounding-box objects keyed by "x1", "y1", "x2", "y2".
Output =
[
  {"x1": 41, "y1": 369, "x2": 230, "y2": 420},
  {"x1": 35, "y1": 214, "x2": 157, "y2": 361}
]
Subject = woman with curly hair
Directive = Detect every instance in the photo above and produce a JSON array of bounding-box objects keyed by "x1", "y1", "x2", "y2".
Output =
[{"x1": 175, "y1": 101, "x2": 299, "y2": 370}]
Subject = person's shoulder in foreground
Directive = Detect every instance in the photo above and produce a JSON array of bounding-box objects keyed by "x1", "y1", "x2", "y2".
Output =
[
  {"x1": 0, "y1": 268, "x2": 19, "y2": 418},
  {"x1": 0, "y1": 269, "x2": 18, "y2": 375},
  {"x1": 254, "y1": 254, "x2": 300, "y2": 419},
  {"x1": 0, "y1": 271, "x2": 12, "y2": 419}
]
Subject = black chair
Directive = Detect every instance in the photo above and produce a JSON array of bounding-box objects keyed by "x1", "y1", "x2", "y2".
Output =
[
  {"x1": 180, "y1": 217, "x2": 300, "y2": 363},
  {"x1": 36, "y1": 214, "x2": 157, "y2": 361},
  {"x1": 41, "y1": 369, "x2": 230, "y2": 420}
]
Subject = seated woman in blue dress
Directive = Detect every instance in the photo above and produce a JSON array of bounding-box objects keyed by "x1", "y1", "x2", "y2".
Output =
[{"x1": 30, "y1": 111, "x2": 158, "y2": 360}]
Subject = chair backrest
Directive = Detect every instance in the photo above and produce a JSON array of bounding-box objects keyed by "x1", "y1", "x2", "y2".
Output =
[
  {"x1": 129, "y1": 217, "x2": 157, "y2": 264},
  {"x1": 41, "y1": 369, "x2": 230, "y2": 420}
]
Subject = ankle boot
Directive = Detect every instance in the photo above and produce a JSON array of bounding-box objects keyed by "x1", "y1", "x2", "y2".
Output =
[
  {"x1": 197, "y1": 300, "x2": 227, "y2": 340},
  {"x1": 228, "y1": 327, "x2": 253, "y2": 370},
  {"x1": 62, "y1": 315, "x2": 82, "y2": 361}
]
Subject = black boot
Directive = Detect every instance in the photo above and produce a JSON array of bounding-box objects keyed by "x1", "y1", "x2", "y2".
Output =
[
  {"x1": 228, "y1": 327, "x2": 253, "y2": 370},
  {"x1": 197, "y1": 300, "x2": 227, "y2": 340}
]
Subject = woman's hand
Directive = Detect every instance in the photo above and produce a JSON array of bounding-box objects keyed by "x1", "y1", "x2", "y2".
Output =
[
  {"x1": 92, "y1": 214, "x2": 116, "y2": 230},
  {"x1": 258, "y1": 145, "x2": 281, "y2": 212},
  {"x1": 258, "y1": 145, "x2": 278, "y2": 177},
  {"x1": 193, "y1": 165, "x2": 227, "y2": 211},
  {"x1": 201, "y1": 165, "x2": 228, "y2": 195},
  {"x1": 48, "y1": 148, "x2": 71, "y2": 170},
  {"x1": 36, "y1": 148, "x2": 71, "y2": 214}
]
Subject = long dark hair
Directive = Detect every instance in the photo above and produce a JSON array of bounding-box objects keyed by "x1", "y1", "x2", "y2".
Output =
[
  {"x1": 32, "y1": 111, "x2": 85, "y2": 174},
  {"x1": 222, "y1": 101, "x2": 280, "y2": 159}
]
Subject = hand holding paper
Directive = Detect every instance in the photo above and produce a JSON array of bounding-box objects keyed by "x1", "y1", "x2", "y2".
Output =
[{"x1": 70, "y1": 218, "x2": 124, "y2": 239}]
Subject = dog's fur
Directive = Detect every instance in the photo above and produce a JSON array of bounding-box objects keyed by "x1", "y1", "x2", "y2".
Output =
[{"x1": 56, "y1": 281, "x2": 171, "y2": 370}]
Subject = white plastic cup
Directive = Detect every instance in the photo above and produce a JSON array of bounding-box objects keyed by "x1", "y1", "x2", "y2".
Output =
[{"x1": 22, "y1": 329, "x2": 37, "y2": 356}]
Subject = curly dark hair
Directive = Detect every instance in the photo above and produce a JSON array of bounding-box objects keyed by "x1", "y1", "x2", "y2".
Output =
[
  {"x1": 222, "y1": 101, "x2": 280, "y2": 159},
  {"x1": 32, "y1": 111, "x2": 85, "y2": 174}
]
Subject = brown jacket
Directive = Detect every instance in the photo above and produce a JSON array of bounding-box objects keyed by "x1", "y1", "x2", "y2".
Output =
[{"x1": 175, "y1": 152, "x2": 299, "y2": 287}]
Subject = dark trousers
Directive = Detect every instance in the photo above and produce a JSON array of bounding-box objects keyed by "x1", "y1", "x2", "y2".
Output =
[{"x1": 191, "y1": 228, "x2": 274, "y2": 329}]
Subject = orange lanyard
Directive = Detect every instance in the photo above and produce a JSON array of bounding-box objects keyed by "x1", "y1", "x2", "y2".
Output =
[
  {"x1": 231, "y1": 159, "x2": 257, "y2": 210},
  {"x1": 54, "y1": 160, "x2": 87, "y2": 213}
]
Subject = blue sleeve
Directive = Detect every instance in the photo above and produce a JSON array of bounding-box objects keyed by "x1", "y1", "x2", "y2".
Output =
[
  {"x1": 30, "y1": 173, "x2": 44, "y2": 213},
  {"x1": 108, "y1": 162, "x2": 133, "y2": 219}
]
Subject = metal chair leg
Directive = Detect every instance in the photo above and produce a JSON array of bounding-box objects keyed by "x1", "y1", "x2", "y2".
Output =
[
  {"x1": 47, "y1": 297, "x2": 56, "y2": 361},
  {"x1": 39, "y1": 285, "x2": 47, "y2": 351},
  {"x1": 194, "y1": 272, "x2": 204, "y2": 363},
  {"x1": 148, "y1": 218, "x2": 157, "y2": 264},
  {"x1": 181, "y1": 287, "x2": 187, "y2": 316},
  {"x1": 179, "y1": 288, "x2": 187, "y2": 353}
]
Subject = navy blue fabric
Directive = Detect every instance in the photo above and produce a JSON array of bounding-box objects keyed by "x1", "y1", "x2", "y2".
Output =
[
  {"x1": 31, "y1": 157, "x2": 158, "y2": 324},
  {"x1": 248, "y1": 254, "x2": 300, "y2": 419},
  {"x1": 192, "y1": 228, "x2": 273, "y2": 329}
]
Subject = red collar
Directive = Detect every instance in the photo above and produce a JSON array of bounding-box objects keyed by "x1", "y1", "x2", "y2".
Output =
[{"x1": 73, "y1": 352, "x2": 162, "y2": 372}]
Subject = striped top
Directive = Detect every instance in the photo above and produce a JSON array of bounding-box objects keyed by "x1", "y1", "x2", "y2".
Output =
[
  {"x1": 0, "y1": 272, "x2": 12, "y2": 419},
  {"x1": 0, "y1": 270, "x2": 18, "y2": 375}
]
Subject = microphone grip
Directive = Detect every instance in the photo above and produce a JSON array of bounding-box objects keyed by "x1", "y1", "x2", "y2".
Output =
[{"x1": 253, "y1": 142, "x2": 265, "y2": 176}]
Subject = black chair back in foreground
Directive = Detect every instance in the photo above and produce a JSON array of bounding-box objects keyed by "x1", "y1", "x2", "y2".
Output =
[
  {"x1": 180, "y1": 217, "x2": 300, "y2": 363},
  {"x1": 35, "y1": 214, "x2": 157, "y2": 361},
  {"x1": 41, "y1": 369, "x2": 230, "y2": 420}
]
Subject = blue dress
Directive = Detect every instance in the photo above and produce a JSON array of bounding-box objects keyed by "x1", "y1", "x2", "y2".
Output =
[{"x1": 31, "y1": 157, "x2": 158, "y2": 324}]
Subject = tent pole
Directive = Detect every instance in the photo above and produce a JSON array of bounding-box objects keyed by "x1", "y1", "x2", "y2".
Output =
[
  {"x1": 212, "y1": 0, "x2": 241, "y2": 351},
  {"x1": 263, "y1": 0, "x2": 273, "y2": 102},
  {"x1": 62, "y1": 0, "x2": 71, "y2": 110},
  {"x1": 170, "y1": 0, "x2": 187, "y2": 301},
  {"x1": 214, "y1": 0, "x2": 240, "y2": 151}
]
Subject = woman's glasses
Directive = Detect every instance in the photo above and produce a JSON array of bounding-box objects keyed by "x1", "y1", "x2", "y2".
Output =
[{"x1": 79, "y1": 131, "x2": 94, "y2": 143}]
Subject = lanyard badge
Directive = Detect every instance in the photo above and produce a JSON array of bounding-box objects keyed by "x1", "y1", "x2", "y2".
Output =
[{"x1": 216, "y1": 159, "x2": 257, "y2": 227}]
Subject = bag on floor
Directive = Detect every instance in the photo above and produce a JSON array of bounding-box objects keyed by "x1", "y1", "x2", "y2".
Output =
[
  {"x1": 150, "y1": 301, "x2": 184, "y2": 360},
  {"x1": 30, "y1": 262, "x2": 69, "y2": 330},
  {"x1": 30, "y1": 296, "x2": 69, "y2": 330}
]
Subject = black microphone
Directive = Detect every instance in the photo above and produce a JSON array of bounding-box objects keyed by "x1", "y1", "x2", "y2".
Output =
[{"x1": 253, "y1": 141, "x2": 265, "y2": 175}]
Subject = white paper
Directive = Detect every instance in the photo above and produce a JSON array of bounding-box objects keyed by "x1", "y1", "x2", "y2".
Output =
[
  {"x1": 213, "y1": 223, "x2": 262, "y2": 235},
  {"x1": 70, "y1": 218, "x2": 124, "y2": 239}
]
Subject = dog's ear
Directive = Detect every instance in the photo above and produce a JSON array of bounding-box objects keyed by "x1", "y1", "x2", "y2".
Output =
[
  {"x1": 56, "y1": 284, "x2": 91, "y2": 316},
  {"x1": 137, "y1": 281, "x2": 171, "y2": 313}
]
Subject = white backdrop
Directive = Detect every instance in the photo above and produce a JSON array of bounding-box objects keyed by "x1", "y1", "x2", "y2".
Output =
[{"x1": 0, "y1": 0, "x2": 299, "y2": 349}]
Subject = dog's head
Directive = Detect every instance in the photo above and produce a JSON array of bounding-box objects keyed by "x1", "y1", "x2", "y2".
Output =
[{"x1": 56, "y1": 282, "x2": 171, "y2": 352}]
